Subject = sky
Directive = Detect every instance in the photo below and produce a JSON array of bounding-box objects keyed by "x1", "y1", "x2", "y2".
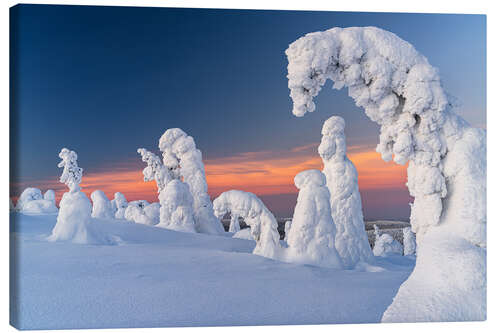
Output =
[{"x1": 10, "y1": 4, "x2": 486, "y2": 219}]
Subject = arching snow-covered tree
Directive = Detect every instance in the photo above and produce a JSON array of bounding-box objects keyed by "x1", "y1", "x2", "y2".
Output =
[
  {"x1": 113, "y1": 192, "x2": 128, "y2": 219},
  {"x1": 90, "y1": 190, "x2": 114, "y2": 219},
  {"x1": 318, "y1": 115, "x2": 374, "y2": 268},
  {"x1": 213, "y1": 190, "x2": 281, "y2": 259},
  {"x1": 48, "y1": 148, "x2": 105, "y2": 244},
  {"x1": 372, "y1": 224, "x2": 403, "y2": 256},
  {"x1": 157, "y1": 179, "x2": 196, "y2": 233},
  {"x1": 286, "y1": 26, "x2": 486, "y2": 321},
  {"x1": 403, "y1": 227, "x2": 417, "y2": 256},
  {"x1": 159, "y1": 128, "x2": 224, "y2": 235},
  {"x1": 284, "y1": 170, "x2": 343, "y2": 269},
  {"x1": 16, "y1": 187, "x2": 58, "y2": 214},
  {"x1": 229, "y1": 214, "x2": 241, "y2": 233}
]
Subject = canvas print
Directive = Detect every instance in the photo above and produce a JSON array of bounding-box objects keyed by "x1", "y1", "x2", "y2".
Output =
[{"x1": 9, "y1": 4, "x2": 486, "y2": 330}]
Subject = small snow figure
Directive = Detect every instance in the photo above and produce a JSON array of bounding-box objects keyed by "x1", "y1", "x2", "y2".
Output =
[
  {"x1": 403, "y1": 227, "x2": 416, "y2": 256},
  {"x1": 157, "y1": 179, "x2": 197, "y2": 233},
  {"x1": 285, "y1": 170, "x2": 343, "y2": 269},
  {"x1": 159, "y1": 128, "x2": 224, "y2": 235},
  {"x1": 213, "y1": 190, "x2": 281, "y2": 259},
  {"x1": 49, "y1": 148, "x2": 105, "y2": 244},
  {"x1": 113, "y1": 192, "x2": 128, "y2": 219},
  {"x1": 229, "y1": 214, "x2": 241, "y2": 233},
  {"x1": 16, "y1": 187, "x2": 58, "y2": 214},
  {"x1": 90, "y1": 190, "x2": 114, "y2": 219},
  {"x1": 372, "y1": 224, "x2": 403, "y2": 257},
  {"x1": 318, "y1": 116, "x2": 374, "y2": 268}
]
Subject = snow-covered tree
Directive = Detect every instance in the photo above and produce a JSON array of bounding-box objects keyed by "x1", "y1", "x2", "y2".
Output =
[
  {"x1": 159, "y1": 128, "x2": 224, "y2": 235},
  {"x1": 124, "y1": 200, "x2": 159, "y2": 225},
  {"x1": 48, "y1": 148, "x2": 105, "y2": 244},
  {"x1": 284, "y1": 220, "x2": 292, "y2": 243},
  {"x1": 44, "y1": 189, "x2": 56, "y2": 205},
  {"x1": 90, "y1": 190, "x2": 114, "y2": 219},
  {"x1": 229, "y1": 214, "x2": 241, "y2": 233},
  {"x1": 156, "y1": 179, "x2": 196, "y2": 233},
  {"x1": 403, "y1": 227, "x2": 416, "y2": 256},
  {"x1": 284, "y1": 170, "x2": 343, "y2": 269},
  {"x1": 372, "y1": 224, "x2": 403, "y2": 256},
  {"x1": 213, "y1": 190, "x2": 281, "y2": 259},
  {"x1": 318, "y1": 115, "x2": 374, "y2": 268},
  {"x1": 286, "y1": 26, "x2": 486, "y2": 321},
  {"x1": 113, "y1": 192, "x2": 128, "y2": 219},
  {"x1": 16, "y1": 187, "x2": 58, "y2": 214},
  {"x1": 137, "y1": 148, "x2": 172, "y2": 193}
]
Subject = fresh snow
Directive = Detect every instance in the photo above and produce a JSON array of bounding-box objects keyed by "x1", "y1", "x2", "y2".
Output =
[{"x1": 11, "y1": 212, "x2": 415, "y2": 330}]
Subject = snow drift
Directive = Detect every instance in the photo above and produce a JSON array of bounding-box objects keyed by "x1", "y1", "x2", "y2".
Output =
[
  {"x1": 285, "y1": 26, "x2": 486, "y2": 321},
  {"x1": 318, "y1": 115, "x2": 374, "y2": 268},
  {"x1": 284, "y1": 170, "x2": 343, "y2": 269}
]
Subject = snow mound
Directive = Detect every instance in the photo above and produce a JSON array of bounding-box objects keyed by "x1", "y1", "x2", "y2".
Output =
[
  {"x1": 286, "y1": 26, "x2": 486, "y2": 321},
  {"x1": 284, "y1": 170, "x2": 343, "y2": 269},
  {"x1": 319, "y1": 115, "x2": 374, "y2": 268},
  {"x1": 91, "y1": 190, "x2": 114, "y2": 219},
  {"x1": 213, "y1": 190, "x2": 281, "y2": 260},
  {"x1": 232, "y1": 228, "x2": 254, "y2": 240},
  {"x1": 16, "y1": 188, "x2": 58, "y2": 214},
  {"x1": 159, "y1": 128, "x2": 224, "y2": 235}
]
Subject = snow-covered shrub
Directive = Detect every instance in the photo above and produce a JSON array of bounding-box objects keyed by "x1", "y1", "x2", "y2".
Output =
[
  {"x1": 124, "y1": 200, "x2": 158, "y2": 226},
  {"x1": 48, "y1": 148, "x2": 106, "y2": 244},
  {"x1": 16, "y1": 187, "x2": 58, "y2": 214},
  {"x1": 372, "y1": 224, "x2": 403, "y2": 256},
  {"x1": 90, "y1": 190, "x2": 114, "y2": 219},
  {"x1": 285, "y1": 26, "x2": 486, "y2": 321},
  {"x1": 403, "y1": 227, "x2": 416, "y2": 256},
  {"x1": 318, "y1": 115, "x2": 374, "y2": 268},
  {"x1": 284, "y1": 170, "x2": 343, "y2": 268},
  {"x1": 213, "y1": 190, "x2": 281, "y2": 259},
  {"x1": 159, "y1": 128, "x2": 224, "y2": 235},
  {"x1": 113, "y1": 192, "x2": 128, "y2": 219},
  {"x1": 144, "y1": 202, "x2": 160, "y2": 225},
  {"x1": 157, "y1": 180, "x2": 196, "y2": 233}
]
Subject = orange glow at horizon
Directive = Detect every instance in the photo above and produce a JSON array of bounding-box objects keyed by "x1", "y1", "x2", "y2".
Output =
[{"x1": 10, "y1": 145, "x2": 408, "y2": 205}]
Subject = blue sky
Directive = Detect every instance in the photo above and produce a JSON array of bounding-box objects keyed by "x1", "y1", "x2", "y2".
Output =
[{"x1": 10, "y1": 4, "x2": 486, "y2": 219}]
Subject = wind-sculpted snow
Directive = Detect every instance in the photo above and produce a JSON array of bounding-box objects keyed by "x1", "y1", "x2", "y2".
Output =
[
  {"x1": 16, "y1": 188, "x2": 58, "y2": 214},
  {"x1": 159, "y1": 128, "x2": 224, "y2": 235},
  {"x1": 284, "y1": 170, "x2": 343, "y2": 269},
  {"x1": 403, "y1": 227, "x2": 416, "y2": 256},
  {"x1": 48, "y1": 148, "x2": 110, "y2": 245},
  {"x1": 372, "y1": 225, "x2": 403, "y2": 257},
  {"x1": 286, "y1": 26, "x2": 486, "y2": 321},
  {"x1": 113, "y1": 192, "x2": 128, "y2": 219},
  {"x1": 157, "y1": 180, "x2": 196, "y2": 233},
  {"x1": 91, "y1": 190, "x2": 114, "y2": 219},
  {"x1": 319, "y1": 116, "x2": 373, "y2": 268},
  {"x1": 213, "y1": 190, "x2": 281, "y2": 260}
]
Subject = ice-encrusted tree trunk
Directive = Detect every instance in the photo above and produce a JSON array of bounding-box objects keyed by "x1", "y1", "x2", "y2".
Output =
[
  {"x1": 403, "y1": 227, "x2": 416, "y2": 256},
  {"x1": 213, "y1": 190, "x2": 281, "y2": 259},
  {"x1": 286, "y1": 26, "x2": 486, "y2": 321},
  {"x1": 284, "y1": 170, "x2": 343, "y2": 269},
  {"x1": 318, "y1": 115, "x2": 374, "y2": 268},
  {"x1": 91, "y1": 190, "x2": 114, "y2": 219},
  {"x1": 48, "y1": 148, "x2": 105, "y2": 244},
  {"x1": 159, "y1": 128, "x2": 224, "y2": 235}
]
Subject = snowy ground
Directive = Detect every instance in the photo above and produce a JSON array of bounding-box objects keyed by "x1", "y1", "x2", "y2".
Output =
[{"x1": 10, "y1": 212, "x2": 415, "y2": 330}]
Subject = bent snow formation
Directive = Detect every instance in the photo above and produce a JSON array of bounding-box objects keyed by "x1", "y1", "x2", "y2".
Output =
[{"x1": 286, "y1": 26, "x2": 486, "y2": 321}]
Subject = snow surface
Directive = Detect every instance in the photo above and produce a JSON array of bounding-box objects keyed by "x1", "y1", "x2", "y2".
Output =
[
  {"x1": 11, "y1": 212, "x2": 415, "y2": 329},
  {"x1": 285, "y1": 26, "x2": 486, "y2": 322},
  {"x1": 319, "y1": 116, "x2": 374, "y2": 268}
]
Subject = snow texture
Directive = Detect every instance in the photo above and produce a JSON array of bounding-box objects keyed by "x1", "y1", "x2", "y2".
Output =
[
  {"x1": 213, "y1": 190, "x2": 281, "y2": 260},
  {"x1": 159, "y1": 128, "x2": 224, "y2": 235},
  {"x1": 16, "y1": 188, "x2": 58, "y2": 214},
  {"x1": 286, "y1": 26, "x2": 486, "y2": 321},
  {"x1": 284, "y1": 170, "x2": 343, "y2": 269},
  {"x1": 113, "y1": 192, "x2": 128, "y2": 219},
  {"x1": 318, "y1": 115, "x2": 374, "y2": 268},
  {"x1": 91, "y1": 190, "x2": 114, "y2": 219},
  {"x1": 403, "y1": 227, "x2": 416, "y2": 256},
  {"x1": 372, "y1": 224, "x2": 403, "y2": 257},
  {"x1": 157, "y1": 179, "x2": 197, "y2": 233},
  {"x1": 48, "y1": 148, "x2": 108, "y2": 244}
]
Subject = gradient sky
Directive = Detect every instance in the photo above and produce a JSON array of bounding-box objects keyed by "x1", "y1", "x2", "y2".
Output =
[{"x1": 10, "y1": 4, "x2": 486, "y2": 219}]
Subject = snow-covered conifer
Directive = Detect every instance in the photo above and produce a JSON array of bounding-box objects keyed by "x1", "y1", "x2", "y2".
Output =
[
  {"x1": 113, "y1": 192, "x2": 128, "y2": 219},
  {"x1": 137, "y1": 148, "x2": 171, "y2": 192},
  {"x1": 213, "y1": 190, "x2": 281, "y2": 259},
  {"x1": 403, "y1": 227, "x2": 416, "y2": 256},
  {"x1": 90, "y1": 190, "x2": 114, "y2": 219},
  {"x1": 159, "y1": 128, "x2": 224, "y2": 235},
  {"x1": 372, "y1": 227, "x2": 403, "y2": 257},
  {"x1": 284, "y1": 170, "x2": 343, "y2": 268},
  {"x1": 156, "y1": 179, "x2": 196, "y2": 233},
  {"x1": 318, "y1": 115, "x2": 373, "y2": 268},
  {"x1": 286, "y1": 26, "x2": 486, "y2": 321}
]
